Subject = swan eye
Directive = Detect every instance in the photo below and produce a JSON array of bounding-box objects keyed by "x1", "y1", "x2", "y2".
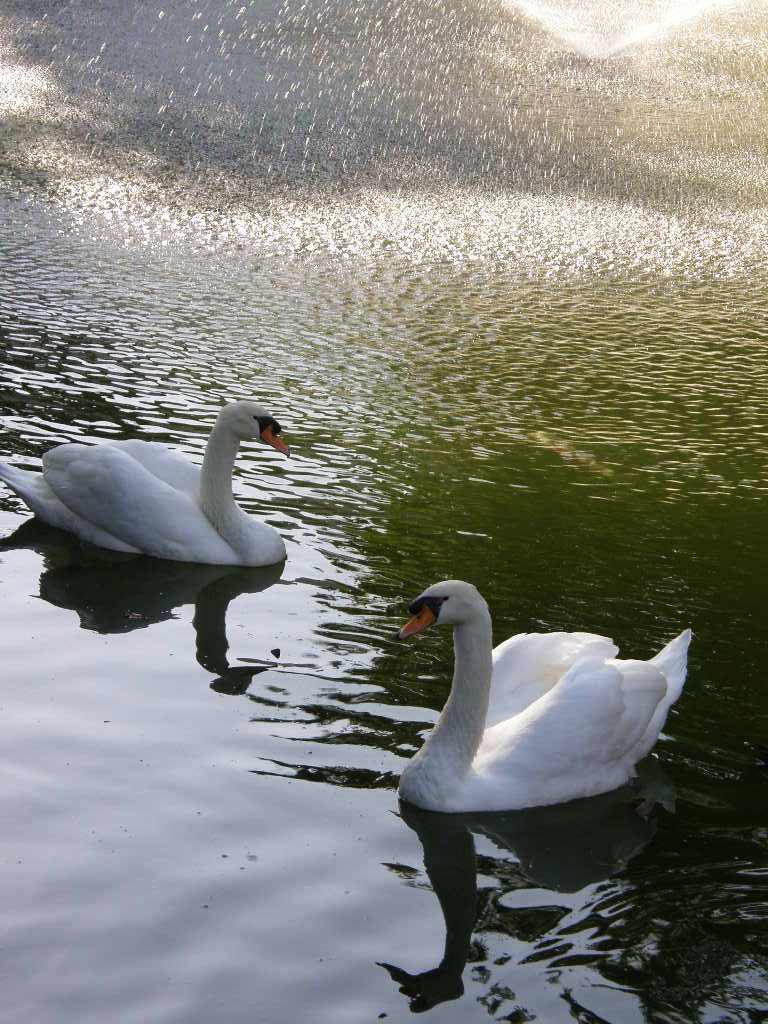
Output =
[
  {"x1": 256, "y1": 415, "x2": 282, "y2": 435},
  {"x1": 408, "y1": 595, "x2": 448, "y2": 618}
]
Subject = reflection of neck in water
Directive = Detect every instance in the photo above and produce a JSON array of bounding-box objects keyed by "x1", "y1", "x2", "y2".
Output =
[
  {"x1": 384, "y1": 761, "x2": 674, "y2": 1012},
  {"x1": 0, "y1": 517, "x2": 283, "y2": 690},
  {"x1": 192, "y1": 569, "x2": 282, "y2": 694},
  {"x1": 380, "y1": 812, "x2": 475, "y2": 1013}
]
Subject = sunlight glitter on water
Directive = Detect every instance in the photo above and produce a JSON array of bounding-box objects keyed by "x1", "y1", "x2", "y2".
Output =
[
  {"x1": 1, "y1": 0, "x2": 766, "y2": 273},
  {"x1": 0, "y1": 53, "x2": 51, "y2": 116}
]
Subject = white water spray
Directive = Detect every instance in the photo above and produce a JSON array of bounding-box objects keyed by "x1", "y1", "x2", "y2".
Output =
[{"x1": 502, "y1": 0, "x2": 745, "y2": 57}]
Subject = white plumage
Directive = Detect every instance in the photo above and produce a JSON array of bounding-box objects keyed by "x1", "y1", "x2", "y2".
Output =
[
  {"x1": 0, "y1": 400, "x2": 288, "y2": 566},
  {"x1": 397, "y1": 580, "x2": 691, "y2": 813}
]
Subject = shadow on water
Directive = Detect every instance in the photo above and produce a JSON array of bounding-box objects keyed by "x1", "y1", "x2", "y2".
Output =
[
  {"x1": 0, "y1": 517, "x2": 284, "y2": 694},
  {"x1": 382, "y1": 762, "x2": 673, "y2": 1013}
]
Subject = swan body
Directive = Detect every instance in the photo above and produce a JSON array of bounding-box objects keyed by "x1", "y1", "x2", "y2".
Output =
[
  {"x1": 397, "y1": 580, "x2": 691, "y2": 813},
  {"x1": 0, "y1": 401, "x2": 288, "y2": 566}
]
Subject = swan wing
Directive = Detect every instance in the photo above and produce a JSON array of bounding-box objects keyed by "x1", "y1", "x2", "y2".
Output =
[
  {"x1": 0, "y1": 460, "x2": 139, "y2": 552},
  {"x1": 42, "y1": 443, "x2": 235, "y2": 562},
  {"x1": 107, "y1": 440, "x2": 201, "y2": 498},
  {"x1": 469, "y1": 656, "x2": 668, "y2": 810},
  {"x1": 486, "y1": 631, "x2": 619, "y2": 726}
]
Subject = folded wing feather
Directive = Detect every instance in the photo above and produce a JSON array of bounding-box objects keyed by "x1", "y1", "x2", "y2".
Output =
[
  {"x1": 486, "y1": 631, "x2": 619, "y2": 726},
  {"x1": 42, "y1": 443, "x2": 233, "y2": 562}
]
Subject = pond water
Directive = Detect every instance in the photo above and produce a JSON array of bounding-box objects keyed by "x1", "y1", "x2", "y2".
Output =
[{"x1": 1, "y1": 2, "x2": 767, "y2": 1023}]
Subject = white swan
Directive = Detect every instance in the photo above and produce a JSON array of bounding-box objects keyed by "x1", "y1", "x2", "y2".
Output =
[
  {"x1": 0, "y1": 400, "x2": 289, "y2": 566},
  {"x1": 397, "y1": 580, "x2": 691, "y2": 813}
]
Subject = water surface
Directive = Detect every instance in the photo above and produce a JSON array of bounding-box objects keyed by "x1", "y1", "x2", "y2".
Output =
[{"x1": 1, "y1": 2, "x2": 767, "y2": 1022}]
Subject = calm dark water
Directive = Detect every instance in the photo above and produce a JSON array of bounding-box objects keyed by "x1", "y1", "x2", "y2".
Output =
[{"x1": 1, "y1": 1, "x2": 767, "y2": 1022}]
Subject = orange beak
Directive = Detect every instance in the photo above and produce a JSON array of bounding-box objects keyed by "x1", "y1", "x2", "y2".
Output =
[
  {"x1": 397, "y1": 604, "x2": 437, "y2": 640},
  {"x1": 261, "y1": 423, "x2": 290, "y2": 456}
]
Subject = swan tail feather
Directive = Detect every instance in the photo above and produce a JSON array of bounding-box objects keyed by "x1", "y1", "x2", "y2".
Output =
[
  {"x1": 626, "y1": 629, "x2": 692, "y2": 762},
  {"x1": 0, "y1": 462, "x2": 49, "y2": 515},
  {"x1": 0, "y1": 458, "x2": 141, "y2": 552},
  {"x1": 650, "y1": 628, "x2": 692, "y2": 707},
  {"x1": 0, "y1": 460, "x2": 56, "y2": 520}
]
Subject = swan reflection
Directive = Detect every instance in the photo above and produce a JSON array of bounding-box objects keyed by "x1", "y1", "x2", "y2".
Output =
[
  {"x1": 0, "y1": 518, "x2": 283, "y2": 691},
  {"x1": 382, "y1": 759, "x2": 674, "y2": 1013}
]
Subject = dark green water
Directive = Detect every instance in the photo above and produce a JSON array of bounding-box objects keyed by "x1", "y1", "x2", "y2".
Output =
[
  {"x1": 1, "y1": 1, "x2": 768, "y2": 1021},
  {"x1": 2, "y1": 259, "x2": 767, "y2": 1023}
]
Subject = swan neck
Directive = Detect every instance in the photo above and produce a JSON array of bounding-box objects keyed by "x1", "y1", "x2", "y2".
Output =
[
  {"x1": 412, "y1": 613, "x2": 492, "y2": 781},
  {"x1": 443, "y1": 615, "x2": 494, "y2": 763},
  {"x1": 200, "y1": 419, "x2": 239, "y2": 521},
  {"x1": 398, "y1": 602, "x2": 493, "y2": 810}
]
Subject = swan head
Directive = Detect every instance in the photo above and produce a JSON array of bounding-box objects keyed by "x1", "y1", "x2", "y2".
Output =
[
  {"x1": 397, "y1": 580, "x2": 488, "y2": 639},
  {"x1": 219, "y1": 400, "x2": 289, "y2": 455}
]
